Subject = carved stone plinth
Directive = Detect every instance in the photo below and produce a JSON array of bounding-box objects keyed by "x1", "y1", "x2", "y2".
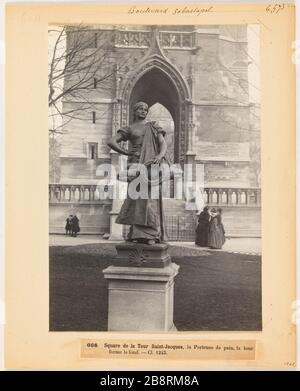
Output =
[
  {"x1": 114, "y1": 242, "x2": 171, "y2": 268},
  {"x1": 103, "y1": 263, "x2": 179, "y2": 331}
]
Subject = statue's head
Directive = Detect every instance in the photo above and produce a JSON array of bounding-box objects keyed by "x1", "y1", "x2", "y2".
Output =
[{"x1": 133, "y1": 101, "x2": 148, "y2": 121}]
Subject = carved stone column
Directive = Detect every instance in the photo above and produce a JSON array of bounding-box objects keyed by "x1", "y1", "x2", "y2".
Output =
[
  {"x1": 109, "y1": 72, "x2": 124, "y2": 240},
  {"x1": 90, "y1": 185, "x2": 96, "y2": 201},
  {"x1": 79, "y1": 186, "x2": 85, "y2": 202}
]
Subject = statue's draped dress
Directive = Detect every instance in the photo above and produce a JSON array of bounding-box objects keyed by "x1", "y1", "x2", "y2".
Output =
[{"x1": 115, "y1": 121, "x2": 167, "y2": 242}]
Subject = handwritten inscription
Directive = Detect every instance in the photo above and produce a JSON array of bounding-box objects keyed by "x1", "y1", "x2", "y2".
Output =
[{"x1": 128, "y1": 5, "x2": 213, "y2": 17}]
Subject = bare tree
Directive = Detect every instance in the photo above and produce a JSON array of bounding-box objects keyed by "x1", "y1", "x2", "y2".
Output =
[{"x1": 48, "y1": 25, "x2": 129, "y2": 134}]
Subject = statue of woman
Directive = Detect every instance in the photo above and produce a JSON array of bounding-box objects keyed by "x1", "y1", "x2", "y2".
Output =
[{"x1": 107, "y1": 102, "x2": 168, "y2": 245}]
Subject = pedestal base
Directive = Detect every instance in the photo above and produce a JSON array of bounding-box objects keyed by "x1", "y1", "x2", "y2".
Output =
[
  {"x1": 103, "y1": 263, "x2": 179, "y2": 331},
  {"x1": 114, "y1": 242, "x2": 171, "y2": 268}
]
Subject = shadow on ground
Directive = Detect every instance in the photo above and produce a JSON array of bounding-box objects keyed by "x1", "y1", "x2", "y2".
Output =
[{"x1": 49, "y1": 243, "x2": 261, "y2": 332}]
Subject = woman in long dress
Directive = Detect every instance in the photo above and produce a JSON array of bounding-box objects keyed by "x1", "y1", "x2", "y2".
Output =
[
  {"x1": 65, "y1": 215, "x2": 73, "y2": 235},
  {"x1": 208, "y1": 208, "x2": 226, "y2": 249},
  {"x1": 195, "y1": 206, "x2": 210, "y2": 247},
  {"x1": 107, "y1": 102, "x2": 168, "y2": 245}
]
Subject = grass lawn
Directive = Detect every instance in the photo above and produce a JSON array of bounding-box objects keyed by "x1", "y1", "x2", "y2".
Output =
[{"x1": 49, "y1": 243, "x2": 261, "y2": 331}]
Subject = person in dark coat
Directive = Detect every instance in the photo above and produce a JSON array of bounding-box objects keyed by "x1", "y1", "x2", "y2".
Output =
[
  {"x1": 195, "y1": 206, "x2": 210, "y2": 247},
  {"x1": 65, "y1": 215, "x2": 73, "y2": 236},
  {"x1": 208, "y1": 208, "x2": 225, "y2": 249},
  {"x1": 71, "y1": 215, "x2": 80, "y2": 237}
]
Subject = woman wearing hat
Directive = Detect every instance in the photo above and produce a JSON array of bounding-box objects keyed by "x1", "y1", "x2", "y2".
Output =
[
  {"x1": 217, "y1": 208, "x2": 226, "y2": 246},
  {"x1": 107, "y1": 101, "x2": 168, "y2": 245}
]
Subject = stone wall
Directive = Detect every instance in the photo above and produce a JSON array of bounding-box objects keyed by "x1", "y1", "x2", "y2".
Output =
[{"x1": 203, "y1": 162, "x2": 252, "y2": 188}]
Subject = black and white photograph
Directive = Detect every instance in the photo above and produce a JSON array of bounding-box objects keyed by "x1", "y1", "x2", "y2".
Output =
[{"x1": 48, "y1": 24, "x2": 261, "y2": 332}]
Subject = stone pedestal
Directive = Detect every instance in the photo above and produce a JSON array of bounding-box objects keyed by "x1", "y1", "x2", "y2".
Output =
[
  {"x1": 103, "y1": 242, "x2": 179, "y2": 331},
  {"x1": 108, "y1": 150, "x2": 126, "y2": 241},
  {"x1": 185, "y1": 151, "x2": 197, "y2": 168},
  {"x1": 103, "y1": 263, "x2": 179, "y2": 331}
]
